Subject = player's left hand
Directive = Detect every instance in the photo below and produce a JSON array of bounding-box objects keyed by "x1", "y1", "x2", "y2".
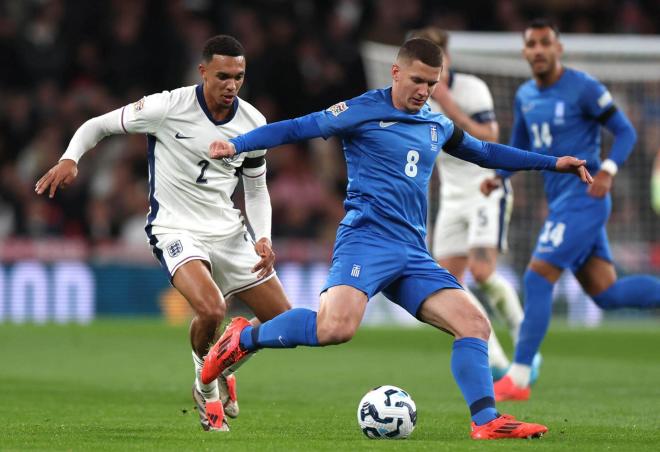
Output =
[
  {"x1": 209, "y1": 140, "x2": 236, "y2": 159},
  {"x1": 587, "y1": 170, "x2": 613, "y2": 198},
  {"x1": 555, "y1": 156, "x2": 593, "y2": 184},
  {"x1": 252, "y1": 237, "x2": 275, "y2": 278}
]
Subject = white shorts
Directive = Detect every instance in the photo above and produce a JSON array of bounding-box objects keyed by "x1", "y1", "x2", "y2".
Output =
[
  {"x1": 432, "y1": 183, "x2": 513, "y2": 259},
  {"x1": 150, "y1": 229, "x2": 275, "y2": 297}
]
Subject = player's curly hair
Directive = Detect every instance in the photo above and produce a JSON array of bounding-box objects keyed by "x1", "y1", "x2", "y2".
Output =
[
  {"x1": 397, "y1": 38, "x2": 443, "y2": 68},
  {"x1": 202, "y1": 35, "x2": 245, "y2": 62}
]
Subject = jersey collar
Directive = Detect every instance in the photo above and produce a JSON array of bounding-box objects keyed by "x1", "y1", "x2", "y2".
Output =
[{"x1": 195, "y1": 84, "x2": 239, "y2": 125}]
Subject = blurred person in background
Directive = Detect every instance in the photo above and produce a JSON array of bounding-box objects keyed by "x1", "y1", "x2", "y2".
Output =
[
  {"x1": 35, "y1": 35, "x2": 293, "y2": 432},
  {"x1": 482, "y1": 18, "x2": 660, "y2": 402},
  {"x1": 410, "y1": 26, "x2": 540, "y2": 383}
]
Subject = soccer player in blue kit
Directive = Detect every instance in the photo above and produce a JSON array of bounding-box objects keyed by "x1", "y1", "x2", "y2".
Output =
[
  {"x1": 483, "y1": 19, "x2": 660, "y2": 402},
  {"x1": 201, "y1": 38, "x2": 592, "y2": 439}
]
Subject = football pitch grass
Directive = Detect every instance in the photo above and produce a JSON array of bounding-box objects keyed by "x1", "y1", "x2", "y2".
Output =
[{"x1": 1, "y1": 319, "x2": 658, "y2": 451}]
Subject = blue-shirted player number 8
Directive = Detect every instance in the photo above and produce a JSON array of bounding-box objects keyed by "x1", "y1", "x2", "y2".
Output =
[{"x1": 405, "y1": 150, "x2": 419, "y2": 177}]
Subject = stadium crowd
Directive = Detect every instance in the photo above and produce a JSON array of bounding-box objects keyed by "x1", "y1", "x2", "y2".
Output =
[{"x1": 0, "y1": 0, "x2": 658, "y2": 267}]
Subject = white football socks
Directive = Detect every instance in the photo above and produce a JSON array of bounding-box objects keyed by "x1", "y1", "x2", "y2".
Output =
[
  {"x1": 193, "y1": 351, "x2": 219, "y2": 402},
  {"x1": 508, "y1": 363, "x2": 531, "y2": 388},
  {"x1": 478, "y1": 272, "x2": 524, "y2": 343},
  {"x1": 464, "y1": 287, "x2": 510, "y2": 370}
]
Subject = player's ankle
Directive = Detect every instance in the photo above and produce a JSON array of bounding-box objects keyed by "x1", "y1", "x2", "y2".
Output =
[{"x1": 508, "y1": 363, "x2": 531, "y2": 387}]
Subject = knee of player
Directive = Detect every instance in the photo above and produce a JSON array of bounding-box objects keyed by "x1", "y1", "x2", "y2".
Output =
[
  {"x1": 469, "y1": 262, "x2": 494, "y2": 284},
  {"x1": 195, "y1": 297, "x2": 226, "y2": 324},
  {"x1": 462, "y1": 312, "x2": 491, "y2": 341},
  {"x1": 316, "y1": 318, "x2": 357, "y2": 345}
]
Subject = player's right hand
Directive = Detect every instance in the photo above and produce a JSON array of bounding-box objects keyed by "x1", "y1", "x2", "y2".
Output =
[
  {"x1": 35, "y1": 159, "x2": 78, "y2": 199},
  {"x1": 480, "y1": 177, "x2": 502, "y2": 197},
  {"x1": 555, "y1": 156, "x2": 593, "y2": 184},
  {"x1": 209, "y1": 140, "x2": 236, "y2": 159}
]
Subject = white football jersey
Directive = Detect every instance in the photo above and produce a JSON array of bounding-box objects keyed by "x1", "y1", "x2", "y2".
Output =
[
  {"x1": 120, "y1": 85, "x2": 266, "y2": 240},
  {"x1": 430, "y1": 72, "x2": 497, "y2": 200}
]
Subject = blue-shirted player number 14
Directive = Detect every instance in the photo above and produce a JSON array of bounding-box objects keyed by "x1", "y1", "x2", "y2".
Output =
[
  {"x1": 405, "y1": 150, "x2": 419, "y2": 177},
  {"x1": 531, "y1": 122, "x2": 552, "y2": 148},
  {"x1": 539, "y1": 220, "x2": 565, "y2": 247}
]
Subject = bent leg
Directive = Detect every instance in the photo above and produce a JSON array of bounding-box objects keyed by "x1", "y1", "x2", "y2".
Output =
[
  {"x1": 418, "y1": 289, "x2": 498, "y2": 425},
  {"x1": 576, "y1": 257, "x2": 660, "y2": 309},
  {"x1": 239, "y1": 285, "x2": 368, "y2": 351},
  {"x1": 234, "y1": 275, "x2": 292, "y2": 322},
  {"x1": 470, "y1": 248, "x2": 523, "y2": 342},
  {"x1": 174, "y1": 260, "x2": 227, "y2": 357}
]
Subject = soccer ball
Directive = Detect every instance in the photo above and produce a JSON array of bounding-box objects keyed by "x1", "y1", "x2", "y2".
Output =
[{"x1": 357, "y1": 385, "x2": 417, "y2": 439}]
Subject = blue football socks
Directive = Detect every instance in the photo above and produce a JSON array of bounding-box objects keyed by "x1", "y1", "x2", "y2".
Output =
[
  {"x1": 451, "y1": 337, "x2": 499, "y2": 426},
  {"x1": 239, "y1": 308, "x2": 319, "y2": 351},
  {"x1": 592, "y1": 275, "x2": 660, "y2": 309},
  {"x1": 514, "y1": 269, "x2": 554, "y2": 366}
]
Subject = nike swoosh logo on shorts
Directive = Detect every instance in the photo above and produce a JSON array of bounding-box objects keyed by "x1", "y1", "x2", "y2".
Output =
[
  {"x1": 175, "y1": 132, "x2": 193, "y2": 139},
  {"x1": 379, "y1": 121, "x2": 398, "y2": 128}
]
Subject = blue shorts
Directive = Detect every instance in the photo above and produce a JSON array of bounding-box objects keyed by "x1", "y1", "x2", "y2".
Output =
[
  {"x1": 533, "y1": 197, "x2": 613, "y2": 273},
  {"x1": 322, "y1": 226, "x2": 463, "y2": 318}
]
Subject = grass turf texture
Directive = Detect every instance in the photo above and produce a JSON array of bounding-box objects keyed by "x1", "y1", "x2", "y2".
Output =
[{"x1": 0, "y1": 320, "x2": 658, "y2": 451}]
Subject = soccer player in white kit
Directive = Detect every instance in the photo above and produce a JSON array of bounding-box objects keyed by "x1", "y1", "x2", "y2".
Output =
[
  {"x1": 35, "y1": 35, "x2": 291, "y2": 431},
  {"x1": 410, "y1": 28, "x2": 535, "y2": 380}
]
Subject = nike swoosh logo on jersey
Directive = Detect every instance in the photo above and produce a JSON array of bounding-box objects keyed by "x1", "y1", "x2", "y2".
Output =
[
  {"x1": 175, "y1": 132, "x2": 194, "y2": 139},
  {"x1": 379, "y1": 121, "x2": 398, "y2": 128}
]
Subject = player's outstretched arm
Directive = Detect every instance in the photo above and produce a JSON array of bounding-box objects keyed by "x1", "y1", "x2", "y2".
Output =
[
  {"x1": 445, "y1": 127, "x2": 592, "y2": 184},
  {"x1": 210, "y1": 113, "x2": 326, "y2": 159}
]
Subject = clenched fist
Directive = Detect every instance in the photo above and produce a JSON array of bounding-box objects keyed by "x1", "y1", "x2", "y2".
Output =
[{"x1": 209, "y1": 140, "x2": 236, "y2": 159}]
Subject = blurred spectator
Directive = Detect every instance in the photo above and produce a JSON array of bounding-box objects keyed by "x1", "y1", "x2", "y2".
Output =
[{"x1": 0, "y1": 0, "x2": 658, "y2": 247}]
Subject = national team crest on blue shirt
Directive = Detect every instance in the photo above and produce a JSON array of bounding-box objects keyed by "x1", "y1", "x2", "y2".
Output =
[
  {"x1": 167, "y1": 240, "x2": 183, "y2": 258},
  {"x1": 430, "y1": 124, "x2": 439, "y2": 152},
  {"x1": 554, "y1": 101, "x2": 565, "y2": 125}
]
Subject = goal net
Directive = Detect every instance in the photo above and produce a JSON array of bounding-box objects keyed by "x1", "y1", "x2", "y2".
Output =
[{"x1": 361, "y1": 33, "x2": 660, "y2": 325}]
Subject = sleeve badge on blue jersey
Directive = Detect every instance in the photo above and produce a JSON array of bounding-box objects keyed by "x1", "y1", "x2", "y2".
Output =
[
  {"x1": 326, "y1": 101, "x2": 348, "y2": 117},
  {"x1": 133, "y1": 97, "x2": 146, "y2": 112}
]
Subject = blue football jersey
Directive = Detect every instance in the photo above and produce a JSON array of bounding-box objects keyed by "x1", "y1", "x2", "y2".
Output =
[
  {"x1": 313, "y1": 88, "x2": 454, "y2": 248},
  {"x1": 511, "y1": 68, "x2": 614, "y2": 210}
]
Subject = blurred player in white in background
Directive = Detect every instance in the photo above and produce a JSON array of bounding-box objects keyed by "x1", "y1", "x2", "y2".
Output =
[
  {"x1": 35, "y1": 35, "x2": 291, "y2": 431},
  {"x1": 409, "y1": 27, "x2": 538, "y2": 381}
]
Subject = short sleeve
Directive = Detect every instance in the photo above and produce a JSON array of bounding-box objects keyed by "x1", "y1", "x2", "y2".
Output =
[
  {"x1": 464, "y1": 77, "x2": 496, "y2": 122},
  {"x1": 312, "y1": 99, "x2": 371, "y2": 139},
  {"x1": 578, "y1": 75, "x2": 614, "y2": 119},
  {"x1": 120, "y1": 91, "x2": 170, "y2": 135},
  {"x1": 245, "y1": 111, "x2": 268, "y2": 159}
]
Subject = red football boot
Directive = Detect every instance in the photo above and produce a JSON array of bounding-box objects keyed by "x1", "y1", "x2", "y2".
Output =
[
  {"x1": 202, "y1": 317, "x2": 252, "y2": 384},
  {"x1": 493, "y1": 375, "x2": 531, "y2": 401},
  {"x1": 219, "y1": 374, "x2": 239, "y2": 418},
  {"x1": 471, "y1": 414, "x2": 547, "y2": 439},
  {"x1": 192, "y1": 384, "x2": 229, "y2": 431}
]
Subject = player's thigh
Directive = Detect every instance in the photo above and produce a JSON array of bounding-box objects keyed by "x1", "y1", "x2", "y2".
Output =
[
  {"x1": 417, "y1": 288, "x2": 490, "y2": 340},
  {"x1": 234, "y1": 275, "x2": 292, "y2": 322},
  {"x1": 317, "y1": 285, "x2": 369, "y2": 344},
  {"x1": 172, "y1": 259, "x2": 224, "y2": 316},
  {"x1": 383, "y1": 247, "x2": 464, "y2": 321},
  {"x1": 467, "y1": 247, "x2": 498, "y2": 283},
  {"x1": 437, "y1": 255, "x2": 468, "y2": 282},
  {"x1": 209, "y1": 230, "x2": 277, "y2": 299},
  {"x1": 532, "y1": 204, "x2": 608, "y2": 273},
  {"x1": 432, "y1": 202, "x2": 469, "y2": 261},
  {"x1": 152, "y1": 232, "x2": 223, "y2": 315}
]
